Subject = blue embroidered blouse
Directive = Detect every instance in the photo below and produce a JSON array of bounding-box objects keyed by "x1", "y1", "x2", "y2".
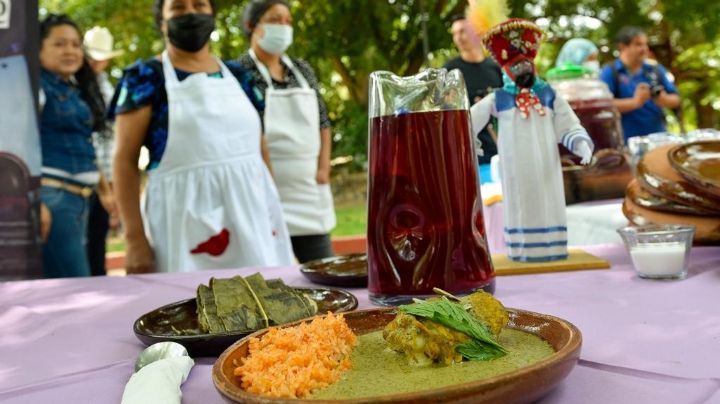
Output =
[{"x1": 109, "y1": 59, "x2": 265, "y2": 170}]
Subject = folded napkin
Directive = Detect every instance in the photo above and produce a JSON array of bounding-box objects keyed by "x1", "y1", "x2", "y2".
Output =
[{"x1": 121, "y1": 343, "x2": 195, "y2": 404}]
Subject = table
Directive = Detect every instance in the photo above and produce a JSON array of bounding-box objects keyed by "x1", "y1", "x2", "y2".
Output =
[{"x1": 1, "y1": 244, "x2": 719, "y2": 404}]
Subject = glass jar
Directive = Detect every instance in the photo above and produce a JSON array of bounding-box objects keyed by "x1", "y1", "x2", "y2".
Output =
[
  {"x1": 547, "y1": 65, "x2": 625, "y2": 164},
  {"x1": 366, "y1": 69, "x2": 495, "y2": 306}
]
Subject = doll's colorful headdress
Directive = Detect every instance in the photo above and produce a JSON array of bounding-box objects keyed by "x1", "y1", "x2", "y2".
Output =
[{"x1": 467, "y1": 0, "x2": 545, "y2": 66}]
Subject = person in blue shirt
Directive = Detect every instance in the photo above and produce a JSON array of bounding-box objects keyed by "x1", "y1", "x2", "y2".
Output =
[{"x1": 599, "y1": 26, "x2": 681, "y2": 139}]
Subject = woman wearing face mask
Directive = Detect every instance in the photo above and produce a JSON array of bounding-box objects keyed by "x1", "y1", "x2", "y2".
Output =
[
  {"x1": 110, "y1": 0, "x2": 294, "y2": 273},
  {"x1": 38, "y1": 14, "x2": 108, "y2": 278},
  {"x1": 238, "y1": 0, "x2": 336, "y2": 264},
  {"x1": 555, "y1": 38, "x2": 600, "y2": 74}
]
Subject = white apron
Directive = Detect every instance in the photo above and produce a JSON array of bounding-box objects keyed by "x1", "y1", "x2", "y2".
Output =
[
  {"x1": 143, "y1": 51, "x2": 294, "y2": 272},
  {"x1": 249, "y1": 50, "x2": 336, "y2": 236},
  {"x1": 471, "y1": 88, "x2": 588, "y2": 262}
]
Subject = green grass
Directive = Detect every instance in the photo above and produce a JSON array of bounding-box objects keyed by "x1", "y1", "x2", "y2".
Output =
[
  {"x1": 332, "y1": 202, "x2": 368, "y2": 237},
  {"x1": 105, "y1": 202, "x2": 368, "y2": 253}
]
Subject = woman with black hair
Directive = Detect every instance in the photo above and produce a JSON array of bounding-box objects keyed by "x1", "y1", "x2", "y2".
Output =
[
  {"x1": 111, "y1": 0, "x2": 293, "y2": 273},
  {"x1": 238, "y1": 0, "x2": 336, "y2": 263},
  {"x1": 39, "y1": 14, "x2": 110, "y2": 278}
]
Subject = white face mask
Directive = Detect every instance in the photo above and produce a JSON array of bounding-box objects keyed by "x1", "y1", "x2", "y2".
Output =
[
  {"x1": 583, "y1": 60, "x2": 600, "y2": 73},
  {"x1": 258, "y1": 24, "x2": 293, "y2": 55}
]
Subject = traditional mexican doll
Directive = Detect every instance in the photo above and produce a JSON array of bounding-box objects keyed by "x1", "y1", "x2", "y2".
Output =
[{"x1": 468, "y1": 1, "x2": 594, "y2": 262}]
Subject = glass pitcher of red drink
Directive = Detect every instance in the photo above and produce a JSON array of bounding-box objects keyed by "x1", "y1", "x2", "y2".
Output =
[{"x1": 367, "y1": 69, "x2": 495, "y2": 306}]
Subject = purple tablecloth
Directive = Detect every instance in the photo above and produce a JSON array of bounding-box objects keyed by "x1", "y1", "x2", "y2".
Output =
[{"x1": 1, "y1": 244, "x2": 719, "y2": 404}]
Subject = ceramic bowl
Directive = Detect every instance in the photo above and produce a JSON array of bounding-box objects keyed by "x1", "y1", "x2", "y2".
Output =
[{"x1": 213, "y1": 308, "x2": 582, "y2": 403}]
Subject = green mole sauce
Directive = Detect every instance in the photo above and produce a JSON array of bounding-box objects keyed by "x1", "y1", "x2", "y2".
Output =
[{"x1": 310, "y1": 328, "x2": 554, "y2": 400}]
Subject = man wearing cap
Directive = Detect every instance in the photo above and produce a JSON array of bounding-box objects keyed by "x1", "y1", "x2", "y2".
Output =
[
  {"x1": 468, "y1": 2, "x2": 594, "y2": 263},
  {"x1": 83, "y1": 26, "x2": 123, "y2": 276}
]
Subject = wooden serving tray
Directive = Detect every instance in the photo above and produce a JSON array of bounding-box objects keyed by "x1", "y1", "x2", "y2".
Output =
[{"x1": 492, "y1": 249, "x2": 610, "y2": 276}]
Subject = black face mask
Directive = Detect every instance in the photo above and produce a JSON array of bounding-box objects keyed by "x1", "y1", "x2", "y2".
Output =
[
  {"x1": 514, "y1": 72, "x2": 536, "y2": 89},
  {"x1": 166, "y1": 13, "x2": 215, "y2": 53}
]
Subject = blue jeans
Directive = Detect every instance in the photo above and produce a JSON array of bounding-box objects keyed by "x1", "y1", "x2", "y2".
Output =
[{"x1": 40, "y1": 186, "x2": 91, "y2": 278}]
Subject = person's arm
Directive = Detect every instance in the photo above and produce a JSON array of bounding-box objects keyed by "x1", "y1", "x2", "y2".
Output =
[
  {"x1": 317, "y1": 127, "x2": 332, "y2": 184},
  {"x1": 653, "y1": 64, "x2": 681, "y2": 109},
  {"x1": 613, "y1": 83, "x2": 652, "y2": 113},
  {"x1": 654, "y1": 91, "x2": 681, "y2": 109},
  {"x1": 96, "y1": 174, "x2": 119, "y2": 228},
  {"x1": 113, "y1": 105, "x2": 155, "y2": 274}
]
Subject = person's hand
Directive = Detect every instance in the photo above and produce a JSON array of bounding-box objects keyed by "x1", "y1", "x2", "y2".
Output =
[
  {"x1": 316, "y1": 168, "x2": 330, "y2": 185},
  {"x1": 572, "y1": 140, "x2": 594, "y2": 165},
  {"x1": 633, "y1": 83, "x2": 652, "y2": 109},
  {"x1": 98, "y1": 191, "x2": 121, "y2": 229},
  {"x1": 40, "y1": 203, "x2": 52, "y2": 242},
  {"x1": 125, "y1": 236, "x2": 155, "y2": 274}
]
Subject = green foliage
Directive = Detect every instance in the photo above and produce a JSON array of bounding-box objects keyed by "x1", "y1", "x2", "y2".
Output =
[
  {"x1": 40, "y1": 0, "x2": 720, "y2": 164},
  {"x1": 332, "y1": 203, "x2": 367, "y2": 237}
]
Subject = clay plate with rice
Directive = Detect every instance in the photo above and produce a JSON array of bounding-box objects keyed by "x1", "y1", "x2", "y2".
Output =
[{"x1": 213, "y1": 291, "x2": 582, "y2": 403}]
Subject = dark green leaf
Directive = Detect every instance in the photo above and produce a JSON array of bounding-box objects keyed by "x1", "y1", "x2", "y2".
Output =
[
  {"x1": 456, "y1": 340, "x2": 507, "y2": 361},
  {"x1": 399, "y1": 297, "x2": 506, "y2": 352}
]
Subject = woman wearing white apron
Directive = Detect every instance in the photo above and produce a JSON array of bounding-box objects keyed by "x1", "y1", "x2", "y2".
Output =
[
  {"x1": 112, "y1": 0, "x2": 293, "y2": 273},
  {"x1": 239, "y1": 0, "x2": 336, "y2": 263}
]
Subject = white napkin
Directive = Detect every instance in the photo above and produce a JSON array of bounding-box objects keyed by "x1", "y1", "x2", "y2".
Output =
[{"x1": 121, "y1": 356, "x2": 195, "y2": 404}]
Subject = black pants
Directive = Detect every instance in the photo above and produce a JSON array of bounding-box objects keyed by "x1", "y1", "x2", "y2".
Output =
[
  {"x1": 290, "y1": 234, "x2": 334, "y2": 263},
  {"x1": 86, "y1": 193, "x2": 109, "y2": 276}
]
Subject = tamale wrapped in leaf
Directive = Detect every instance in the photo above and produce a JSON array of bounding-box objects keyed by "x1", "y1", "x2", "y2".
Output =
[
  {"x1": 194, "y1": 274, "x2": 319, "y2": 335},
  {"x1": 266, "y1": 278, "x2": 317, "y2": 317},
  {"x1": 244, "y1": 273, "x2": 315, "y2": 325},
  {"x1": 197, "y1": 284, "x2": 226, "y2": 333},
  {"x1": 211, "y1": 276, "x2": 267, "y2": 332}
]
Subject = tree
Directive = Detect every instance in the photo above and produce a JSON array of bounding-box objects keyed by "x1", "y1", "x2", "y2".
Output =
[{"x1": 40, "y1": 0, "x2": 720, "y2": 164}]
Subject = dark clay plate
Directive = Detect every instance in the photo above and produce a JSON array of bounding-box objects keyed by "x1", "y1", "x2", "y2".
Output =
[
  {"x1": 636, "y1": 144, "x2": 720, "y2": 213},
  {"x1": 300, "y1": 253, "x2": 368, "y2": 288},
  {"x1": 214, "y1": 308, "x2": 582, "y2": 404},
  {"x1": 133, "y1": 287, "x2": 358, "y2": 357},
  {"x1": 622, "y1": 196, "x2": 720, "y2": 245},
  {"x1": 626, "y1": 178, "x2": 717, "y2": 216},
  {"x1": 668, "y1": 141, "x2": 720, "y2": 198}
]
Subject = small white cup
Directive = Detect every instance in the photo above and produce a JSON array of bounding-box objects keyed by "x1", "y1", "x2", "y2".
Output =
[{"x1": 617, "y1": 224, "x2": 695, "y2": 280}]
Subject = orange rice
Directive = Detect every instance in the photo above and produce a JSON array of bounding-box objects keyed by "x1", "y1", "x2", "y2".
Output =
[{"x1": 234, "y1": 312, "x2": 357, "y2": 399}]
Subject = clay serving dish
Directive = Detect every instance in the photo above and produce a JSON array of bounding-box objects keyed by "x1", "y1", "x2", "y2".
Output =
[
  {"x1": 300, "y1": 253, "x2": 368, "y2": 288},
  {"x1": 636, "y1": 144, "x2": 720, "y2": 214},
  {"x1": 562, "y1": 149, "x2": 633, "y2": 204},
  {"x1": 134, "y1": 288, "x2": 358, "y2": 357},
  {"x1": 668, "y1": 141, "x2": 720, "y2": 198},
  {"x1": 213, "y1": 308, "x2": 582, "y2": 404},
  {"x1": 622, "y1": 196, "x2": 720, "y2": 245},
  {"x1": 626, "y1": 179, "x2": 718, "y2": 216}
]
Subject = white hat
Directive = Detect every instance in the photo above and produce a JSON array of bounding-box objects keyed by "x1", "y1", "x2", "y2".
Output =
[{"x1": 83, "y1": 26, "x2": 124, "y2": 61}]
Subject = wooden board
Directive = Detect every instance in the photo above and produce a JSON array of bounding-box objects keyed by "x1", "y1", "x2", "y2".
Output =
[{"x1": 492, "y1": 249, "x2": 611, "y2": 276}]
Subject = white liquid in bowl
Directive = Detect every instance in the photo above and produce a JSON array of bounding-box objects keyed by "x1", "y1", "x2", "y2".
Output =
[{"x1": 629, "y1": 243, "x2": 687, "y2": 277}]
